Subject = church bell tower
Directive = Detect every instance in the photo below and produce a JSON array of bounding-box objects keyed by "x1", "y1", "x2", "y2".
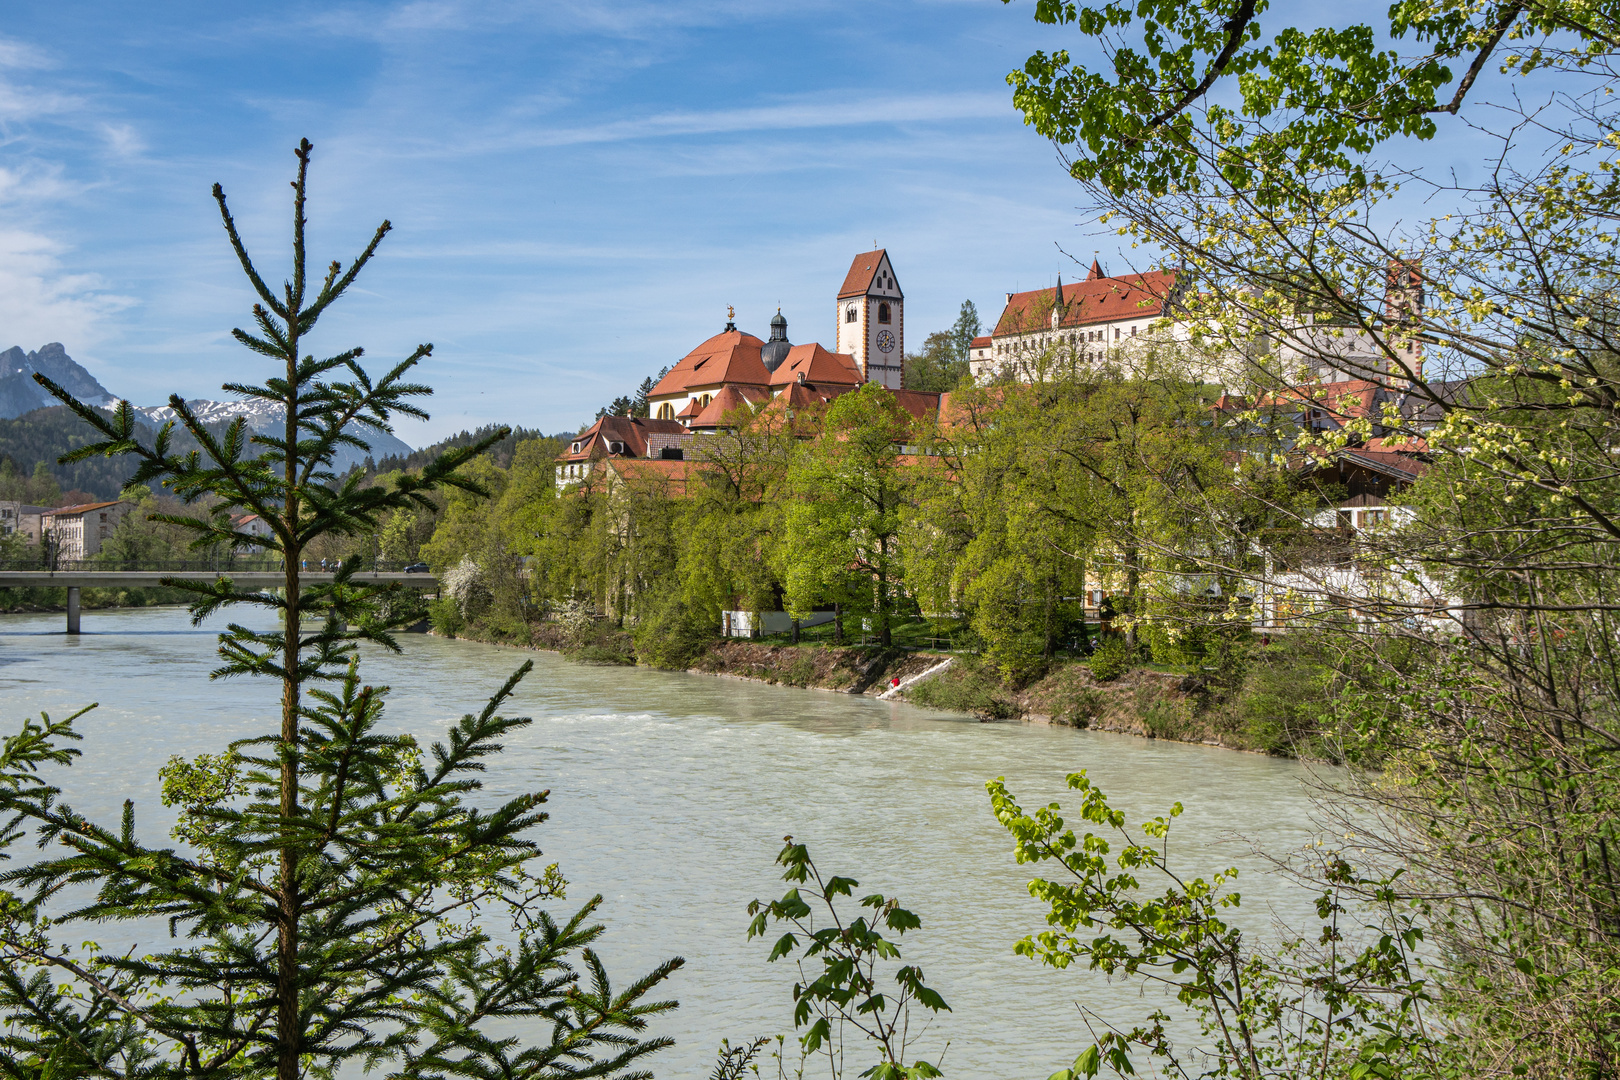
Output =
[{"x1": 835, "y1": 249, "x2": 903, "y2": 389}]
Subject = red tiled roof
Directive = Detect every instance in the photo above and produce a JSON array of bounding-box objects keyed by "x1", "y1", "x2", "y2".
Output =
[
  {"x1": 676, "y1": 398, "x2": 703, "y2": 419},
  {"x1": 768, "y1": 343, "x2": 862, "y2": 388},
  {"x1": 1365, "y1": 435, "x2": 1429, "y2": 453},
  {"x1": 890, "y1": 388, "x2": 942, "y2": 422},
  {"x1": 690, "y1": 385, "x2": 769, "y2": 429},
  {"x1": 557, "y1": 415, "x2": 688, "y2": 462},
  {"x1": 1256, "y1": 379, "x2": 1390, "y2": 422},
  {"x1": 756, "y1": 381, "x2": 855, "y2": 427},
  {"x1": 992, "y1": 270, "x2": 1178, "y2": 336},
  {"x1": 837, "y1": 249, "x2": 888, "y2": 299},
  {"x1": 1339, "y1": 448, "x2": 1429, "y2": 482},
  {"x1": 969, "y1": 335, "x2": 992, "y2": 348},
  {"x1": 606, "y1": 457, "x2": 692, "y2": 495},
  {"x1": 650, "y1": 330, "x2": 771, "y2": 397}
]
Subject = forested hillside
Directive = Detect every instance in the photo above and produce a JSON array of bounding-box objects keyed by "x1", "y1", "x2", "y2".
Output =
[
  {"x1": 373, "y1": 424, "x2": 556, "y2": 473},
  {"x1": 0, "y1": 407, "x2": 146, "y2": 500},
  {"x1": 0, "y1": 405, "x2": 498, "y2": 502}
]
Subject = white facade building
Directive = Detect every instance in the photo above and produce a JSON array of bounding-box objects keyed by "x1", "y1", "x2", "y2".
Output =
[{"x1": 42, "y1": 500, "x2": 133, "y2": 560}]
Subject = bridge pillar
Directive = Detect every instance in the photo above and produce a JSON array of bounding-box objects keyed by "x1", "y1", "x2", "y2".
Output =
[{"x1": 66, "y1": 588, "x2": 80, "y2": 635}]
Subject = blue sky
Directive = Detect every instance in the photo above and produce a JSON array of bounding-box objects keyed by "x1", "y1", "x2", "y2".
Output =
[{"x1": 1, "y1": 1, "x2": 1515, "y2": 446}]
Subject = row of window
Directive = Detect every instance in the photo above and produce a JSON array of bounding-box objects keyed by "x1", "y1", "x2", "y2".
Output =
[
  {"x1": 994, "y1": 323, "x2": 1140, "y2": 356},
  {"x1": 844, "y1": 303, "x2": 894, "y2": 324}
]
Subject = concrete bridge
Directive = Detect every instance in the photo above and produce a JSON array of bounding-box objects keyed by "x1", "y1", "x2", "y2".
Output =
[{"x1": 0, "y1": 571, "x2": 440, "y2": 633}]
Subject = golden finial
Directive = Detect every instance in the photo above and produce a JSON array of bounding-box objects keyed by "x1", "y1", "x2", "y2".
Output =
[{"x1": 727, "y1": 304, "x2": 735, "y2": 321}]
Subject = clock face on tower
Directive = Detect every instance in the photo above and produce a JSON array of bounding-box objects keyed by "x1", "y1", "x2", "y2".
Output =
[{"x1": 876, "y1": 329, "x2": 895, "y2": 354}]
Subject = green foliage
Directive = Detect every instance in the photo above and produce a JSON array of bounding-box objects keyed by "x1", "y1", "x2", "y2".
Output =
[
  {"x1": 904, "y1": 653, "x2": 1020, "y2": 719},
  {"x1": 988, "y1": 771, "x2": 1448, "y2": 1079},
  {"x1": 0, "y1": 409, "x2": 140, "y2": 501},
  {"x1": 1235, "y1": 636, "x2": 1333, "y2": 756},
  {"x1": 784, "y1": 384, "x2": 918, "y2": 648},
  {"x1": 373, "y1": 423, "x2": 552, "y2": 474},
  {"x1": 1002, "y1": 1, "x2": 1600, "y2": 199},
  {"x1": 428, "y1": 595, "x2": 464, "y2": 637},
  {"x1": 1087, "y1": 636, "x2": 1130, "y2": 682},
  {"x1": 0, "y1": 141, "x2": 678, "y2": 1080},
  {"x1": 632, "y1": 593, "x2": 714, "y2": 670},
  {"x1": 748, "y1": 839, "x2": 949, "y2": 1080}
]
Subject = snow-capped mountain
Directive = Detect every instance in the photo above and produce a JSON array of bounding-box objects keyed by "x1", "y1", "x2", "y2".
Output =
[
  {"x1": 126, "y1": 400, "x2": 415, "y2": 474},
  {"x1": 2, "y1": 343, "x2": 417, "y2": 473},
  {"x1": 0, "y1": 343, "x2": 118, "y2": 417}
]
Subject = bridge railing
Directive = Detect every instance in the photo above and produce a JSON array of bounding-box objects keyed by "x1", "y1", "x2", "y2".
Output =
[{"x1": 0, "y1": 558, "x2": 427, "y2": 574}]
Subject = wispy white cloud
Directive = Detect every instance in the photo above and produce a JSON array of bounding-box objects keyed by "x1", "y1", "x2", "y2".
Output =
[
  {"x1": 0, "y1": 161, "x2": 78, "y2": 203},
  {"x1": 406, "y1": 91, "x2": 1011, "y2": 157},
  {"x1": 0, "y1": 41, "x2": 78, "y2": 123},
  {"x1": 298, "y1": 0, "x2": 792, "y2": 42},
  {"x1": 99, "y1": 122, "x2": 145, "y2": 158},
  {"x1": 0, "y1": 230, "x2": 134, "y2": 353}
]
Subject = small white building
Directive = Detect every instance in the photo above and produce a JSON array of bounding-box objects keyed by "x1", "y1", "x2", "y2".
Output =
[
  {"x1": 0, "y1": 501, "x2": 49, "y2": 544},
  {"x1": 42, "y1": 500, "x2": 133, "y2": 560},
  {"x1": 232, "y1": 512, "x2": 276, "y2": 549}
]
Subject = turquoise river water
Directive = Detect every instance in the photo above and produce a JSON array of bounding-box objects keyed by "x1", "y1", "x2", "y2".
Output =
[{"x1": 0, "y1": 606, "x2": 1330, "y2": 1077}]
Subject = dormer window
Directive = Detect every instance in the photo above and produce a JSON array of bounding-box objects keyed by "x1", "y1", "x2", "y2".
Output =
[
  {"x1": 570, "y1": 442, "x2": 581, "y2": 454},
  {"x1": 878, "y1": 303, "x2": 891, "y2": 324}
]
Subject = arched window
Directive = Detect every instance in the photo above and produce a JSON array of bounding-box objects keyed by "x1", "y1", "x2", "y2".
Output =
[
  {"x1": 878, "y1": 303, "x2": 891, "y2": 324},
  {"x1": 845, "y1": 304, "x2": 858, "y2": 323},
  {"x1": 656, "y1": 402, "x2": 674, "y2": 420}
]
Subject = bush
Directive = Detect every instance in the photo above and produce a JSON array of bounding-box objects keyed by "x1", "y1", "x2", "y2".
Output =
[
  {"x1": 1088, "y1": 636, "x2": 1131, "y2": 682},
  {"x1": 441, "y1": 555, "x2": 491, "y2": 620},
  {"x1": 905, "y1": 655, "x2": 1020, "y2": 719},
  {"x1": 1139, "y1": 691, "x2": 1194, "y2": 740},
  {"x1": 570, "y1": 643, "x2": 636, "y2": 666},
  {"x1": 631, "y1": 595, "x2": 714, "y2": 670},
  {"x1": 779, "y1": 651, "x2": 819, "y2": 687},
  {"x1": 1236, "y1": 637, "x2": 1332, "y2": 755},
  {"x1": 1062, "y1": 686, "x2": 1107, "y2": 728},
  {"x1": 428, "y1": 597, "x2": 464, "y2": 637}
]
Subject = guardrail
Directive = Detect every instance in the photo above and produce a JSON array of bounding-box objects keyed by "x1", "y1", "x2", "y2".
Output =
[{"x1": 0, "y1": 559, "x2": 425, "y2": 573}]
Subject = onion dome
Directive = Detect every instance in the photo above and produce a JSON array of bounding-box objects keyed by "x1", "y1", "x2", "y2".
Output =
[{"x1": 761, "y1": 308, "x2": 792, "y2": 372}]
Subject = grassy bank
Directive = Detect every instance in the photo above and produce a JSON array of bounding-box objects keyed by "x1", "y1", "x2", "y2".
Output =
[{"x1": 431, "y1": 609, "x2": 1347, "y2": 760}]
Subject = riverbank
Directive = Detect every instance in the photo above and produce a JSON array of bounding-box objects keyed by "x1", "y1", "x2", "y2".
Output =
[
  {"x1": 0, "y1": 587, "x2": 194, "y2": 613},
  {"x1": 435, "y1": 617, "x2": 1299, "y2": 756}
]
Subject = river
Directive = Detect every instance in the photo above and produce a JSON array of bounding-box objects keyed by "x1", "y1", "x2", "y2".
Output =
[{"x1": 0, "y1": 606, "x2": 1329, "y2": 1077}]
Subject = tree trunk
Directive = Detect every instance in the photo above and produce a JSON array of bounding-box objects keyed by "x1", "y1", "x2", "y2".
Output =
[{"x1": 278, "y1": 339, "x2": 303, "y2": 1080}]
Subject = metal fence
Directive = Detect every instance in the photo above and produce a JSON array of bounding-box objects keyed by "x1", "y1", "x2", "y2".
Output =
[{"x1": 0, "y1": 558, "x2": 424, "y2": 574}]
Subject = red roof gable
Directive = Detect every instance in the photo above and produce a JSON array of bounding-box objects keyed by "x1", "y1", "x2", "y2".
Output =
[
  {"x1": 768, "y1": 343, "x2": 863, "y2": 388},
  {"x1": 558, "y1": 415, "x2": 688, "y2": 462},
  {"x1": 690, "y1": 385, "x2": 768, "y2": 429},
  {"x1": 650, "y1": 330, "x2": 771, "y2": 397},
  {"x1": 838, "y1": 249, "x2": 889, "y2": 299},
  {"x1": 993, "y1": 270, "x2": 1177, "y2": 337}
]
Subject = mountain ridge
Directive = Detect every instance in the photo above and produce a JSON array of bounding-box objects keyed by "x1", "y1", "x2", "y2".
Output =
[{"x1": 0, "y1": 344, "x2": 416, "y2": 472}]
